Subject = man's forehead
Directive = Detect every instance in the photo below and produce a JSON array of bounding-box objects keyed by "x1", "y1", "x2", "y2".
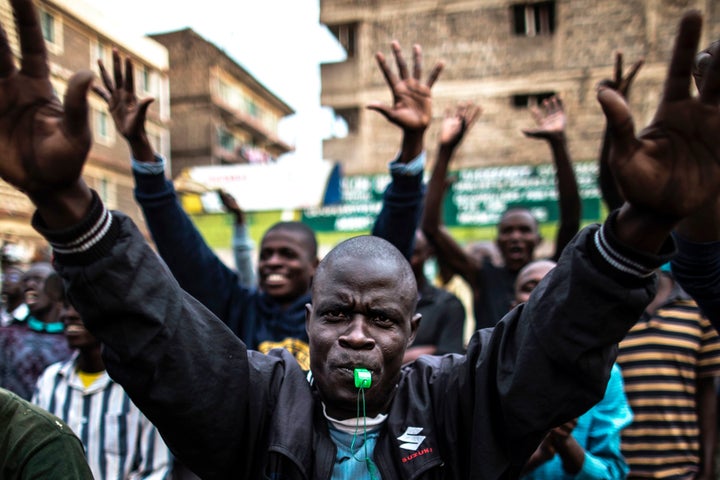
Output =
[
  {"x1": 516, "y1": 262, "x2": 555, "y2": 286},
  {"x1": 262, "y1": 228, "x2": 309, "y2": 247},
  {"x1": 316, "y1": 254, "x2": 410, "y2": 290},
  {"x1": 313, "y1": 268, "x2": 416, "y2": 312},
  {"x1": 500, "y1": 210, "x2": 536, "y2": 226}
]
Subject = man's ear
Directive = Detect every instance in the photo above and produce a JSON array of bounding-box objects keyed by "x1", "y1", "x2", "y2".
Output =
[{"x1": 408, "y1": 313, "x2": 422, "y2": 346}]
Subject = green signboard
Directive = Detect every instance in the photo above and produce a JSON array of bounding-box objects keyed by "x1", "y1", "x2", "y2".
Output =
[{"x1": 302, "y1": 162, "x2": 602, "y2": 233}]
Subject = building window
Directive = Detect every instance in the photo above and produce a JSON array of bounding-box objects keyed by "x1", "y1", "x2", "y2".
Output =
[
  {"x1": 40, "y1": 10, "x2": 55, "y2": 42},
  {"x1": 39, "y1": 8, "x2": 63, "y2": 53},
  {"x1": 217, "y1": 128, "x2": 235, "y2": 151},
  {"x1": 217, "y1": 78, "x2": 244, "y2": 111},
  {"x1": 92, "y1": 39, "x2": 112, "y2": 71},
  {"x1": 97, "y1": 111, "x2": 108, "y2": 137},
  {"x1": 328, "y1": 23, "x2": 357, "y2": 58},
  {"x1": 142, "y1": 68, "x2": 150, "y2": 92},
  {"x1": 139, "y1": 65, "x2": 158, "y2": 96},
  {"x1": 334, "y1": 107, "x2": 359, "y2": 134},
  {"x1": 95, "y1": 177, "x2": 117, "y2": 208},
  {"x1": 244, "y1": 99, "x2": 257, "y2": 118},
  {"x1": 93, "y1": 109, "x2": 114, "y2": 144},
  {"x1": 511, "y1": 91, "x2": 556, "y2": 108},
  {"x1": 512, "y1": 2, "x2": 555, "y2": 36},
  {"x1": 99, "y1": 178, "x2": 109, "y2": 203}
]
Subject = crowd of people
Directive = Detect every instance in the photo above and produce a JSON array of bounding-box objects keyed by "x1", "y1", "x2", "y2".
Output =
[{"x1": 1, "y1": 0, "x2": 720, "y2": 478}]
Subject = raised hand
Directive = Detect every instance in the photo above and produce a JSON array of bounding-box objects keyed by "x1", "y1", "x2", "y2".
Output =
[
  {"x1": 93, "y1": 49, "x2": 154, "y2": 162},
  {"x1": 522, "y1": 95, "x2": 566, "y2": 141},
  {"x1": 600, "y1": 51, "x2": 644, "y2": 99},
  {"x1": 0, "y1": 0, "x2": 93, "y2": 211},
  {"x1": 598, "y1": 11, "x2": 720, "y2": 222},
  {"x1": 548, "y1": 418, "x2": 578, "y2": 446},
  {"x1": 597, "y1": 53, "x2": 643, "y2": 211},
  {"x1": 218, "y1": 190, "x2": 245, "y2": 224},
  {"x1": 367, "y1": 41, "x2": 443, "y2": 133},
  {"x1": 439, "y1": 102, "x2": 482, "y2": 151}
]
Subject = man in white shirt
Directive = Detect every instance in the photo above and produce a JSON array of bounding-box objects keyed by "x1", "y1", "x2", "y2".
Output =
[{"x1": 33, "y1": 285, "x2": 173, "y2": 480}]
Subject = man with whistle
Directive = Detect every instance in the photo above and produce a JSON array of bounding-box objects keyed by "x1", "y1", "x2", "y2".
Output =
[{"x1": 1, "y1": 0, "x2": 720, "y2": 477}]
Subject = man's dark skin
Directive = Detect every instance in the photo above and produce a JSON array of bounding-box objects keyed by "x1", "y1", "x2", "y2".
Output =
[
  {"x1": 22, "y1": 263, "x2": 61, "y2": 325},
  {"x1": 522, "y1": 94, "x2": 581, "y2": 262},
  {"x1": 306, "y1": 236, "x2": 420, "y2": 419},
  {"x1": 1, "y1": 1, "x2": 720, "y2": 475},
  {"x1": 598, "y1": 52, "x2": 645, "y2": 212},
  {"x1": 55, "y1": 296, "x2": 104, "y2": 374}
]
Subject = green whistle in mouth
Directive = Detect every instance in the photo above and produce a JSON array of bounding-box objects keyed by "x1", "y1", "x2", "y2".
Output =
[{"x1": 354, "y1": 368, "x2": 372, "y2": 389}]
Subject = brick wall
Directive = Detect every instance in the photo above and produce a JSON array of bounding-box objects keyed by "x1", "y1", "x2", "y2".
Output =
[{"x1": 321, "y1": 0, "x2": 720, "y2": 173}]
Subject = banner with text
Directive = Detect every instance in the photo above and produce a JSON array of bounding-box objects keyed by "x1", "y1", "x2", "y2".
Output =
[{"x1": 301, "y1": 162, "x2": 602, "y2": 232}]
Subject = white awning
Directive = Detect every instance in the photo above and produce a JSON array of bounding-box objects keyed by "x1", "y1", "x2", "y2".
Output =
[{"x1": 175, "y1": 160, "x2": 342, "y2": 213}]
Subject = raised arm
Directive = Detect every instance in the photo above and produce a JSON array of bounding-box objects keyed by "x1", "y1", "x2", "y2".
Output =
[
  {"x1": 421, "y1": 103, "x2": 482, "y2": 285},
  {"x1": 218, "y1": 190, "x2": 257, "y2": 288},
  {"x1": 670, "y1": 40, "x2": 720, "y2": 326},
  {"x1": 597, "y1": 52, "x2": 644, "y2": 212},
  {"x1": 522, "y1": 96, "x2": 580, "y2": 261},
  {"x1": 0, "y1": 0, "x2": 94, "y2": 227},
  {"x1": 94, "y1": 49, "x2": 248, "y2": 323},
  {"x1": 0, "y1": 4, "x2": 281, "y2": 475},
  {"x1": 370, "y1": 42, "x2": 443, "y2": 259},
  {"x1": 598, "y1": 11, "x2": 720, "y2": 252}
]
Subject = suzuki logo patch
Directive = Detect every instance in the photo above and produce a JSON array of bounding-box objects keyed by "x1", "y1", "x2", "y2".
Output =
[{"x1": 397, "y1": 426, "x2": 426, "y2": 451}]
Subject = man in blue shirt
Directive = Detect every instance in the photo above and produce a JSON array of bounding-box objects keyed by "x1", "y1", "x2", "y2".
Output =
[{"x1": 516, "y1": 260, "x2": 632, "y2": 480}]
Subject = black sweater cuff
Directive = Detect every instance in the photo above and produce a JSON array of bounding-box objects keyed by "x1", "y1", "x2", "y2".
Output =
[
  {"x1": 588, "y1": 209, "x2": 676, "y2": 281},
  {"x1": 32, "y1": 190, "x2": 121, "y2": 266}
]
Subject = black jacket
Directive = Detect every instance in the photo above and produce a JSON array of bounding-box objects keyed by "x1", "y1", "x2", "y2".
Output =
[{"x1": 43, "y1": 208, "x2": 670, "y2": 479}]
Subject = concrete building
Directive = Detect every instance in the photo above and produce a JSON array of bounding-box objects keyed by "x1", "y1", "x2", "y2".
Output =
[
  {"x1": 320, "y1": 0, "x2": 720, "y2": 175},
  {"x1": 149, "y1": 29, "x2": 295, "y2": 179},
  {"x1": 0, "y1": 0, "x2": 170, "y2": 262}
]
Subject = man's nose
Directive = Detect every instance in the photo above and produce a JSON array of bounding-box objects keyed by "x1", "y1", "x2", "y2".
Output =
[
  {"x1": 264, "y1": 251, "x2": 284, "y2": 265},
  {"x1": 339, "y1": 316, "x2": 375, "y2": 350}
]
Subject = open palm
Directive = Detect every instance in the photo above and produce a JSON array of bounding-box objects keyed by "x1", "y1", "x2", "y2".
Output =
[
  {"x1": 599, "y1": 12, "x2": 720, "y2": 221},
  {"x1": 0, "y1": 0, "x2": 92, "y2": 197}
]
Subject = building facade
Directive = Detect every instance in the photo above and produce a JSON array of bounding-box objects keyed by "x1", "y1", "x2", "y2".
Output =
[
  {"x1": 0, "y1": 0, "x2": 170, "y2": 262},
  {"x1": 149, "y1": 29, "x2": 295, "y2": 179},
  {"x1": 320, "y1": 0, "x2": 720, "y2": 175}
]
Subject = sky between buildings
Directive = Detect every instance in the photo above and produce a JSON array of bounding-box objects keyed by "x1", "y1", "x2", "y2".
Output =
[{"x1": 88, "y1": 0, "x2": 346, "y2": 163}]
